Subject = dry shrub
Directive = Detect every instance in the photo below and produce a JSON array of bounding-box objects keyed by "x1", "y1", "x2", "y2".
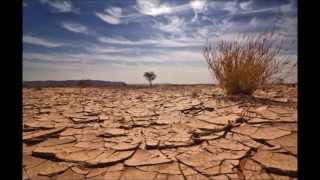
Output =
[{"x1": 203, "y1": 33, "x2": 282, "y2": 95}]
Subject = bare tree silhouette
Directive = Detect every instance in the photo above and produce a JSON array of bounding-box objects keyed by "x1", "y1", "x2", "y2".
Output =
[{"x1": 144, "y1": 72, "x2": 156, "y2": 87}]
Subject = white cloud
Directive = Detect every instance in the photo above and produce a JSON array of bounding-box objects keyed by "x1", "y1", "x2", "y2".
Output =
[
  {"x1": 136, "y1": 0, "x2": 172, "y2": 16},
  {"x1": 23, "y1": 46, "x2": 203, "y2": 66},
  {"x1": 95, "y1": 7, "x2": 123, "y2": 25},
  {"x1": 23, "y1": 53, "x2": 78, "y2": 63},
  {"x1": 40, "y1": 0, "x2": 78, "y2": 13},
  {"x1": 98, "y1": 37, "x2": 135, "y2": 45},
  {"x1": 95, "y1": 12, "x2": 120, "y2": 25},
  {"x1": 23, "y1": 35, "x2": 65, "y2": 48},
  {"x1": 62, "y1": 22, "x2": 86, "y2": 33},
  {"x1": 106, "y1": 7, "x2": 122, "y2": 17},
  {"x1": 239, "y1": 0, "x2": 296, "y2": 13},
  {"x1": 279, "y1": 0, "x2": 296, "y2": 13},
  {"x1": 86, "y1": 45, "x2": 130, "y2": 54},
  {"x1": 208, "y1": 1, "x2": 240, "y2": 15},
  {"x1": 97, "y1": 35, "x2": 203, "y2": 48},
  {"x1": 232, "y1": 1, "x2": 296, "y2": 18},
  {"x1": 195, "y1": 28, "x2": 209, "y2": 38},
  {"x1": 152, "y1": 16, "x2": 185, "y2": 33},
  {"x1": 61, "y1": 22, "x2": 90, "y2": 34},
  {"x1": 190, "y1": 0, "x2": 207, "y2": 11},
  {"x1": 23, "y1": 2, "x2": 28, "y2": 7},
  {"x1": 249, "y1": 17, "x2": 259, "y2": 27},
  {"x1": 239, "y1": 0, "x2": 253, "y2": 10},
  {"x1": 190, "y1": 0, "x2": 208, "y2": 21}
]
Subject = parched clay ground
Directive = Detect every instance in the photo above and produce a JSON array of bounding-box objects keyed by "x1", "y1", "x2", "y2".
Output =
[{"x1": 23, "y1": 85, "x2": 297, "y2": 180}]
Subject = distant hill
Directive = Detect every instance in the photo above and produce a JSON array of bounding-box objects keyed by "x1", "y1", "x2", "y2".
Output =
[{"x1": 23, "y1": 80, "x2": 127, "y2": 88}]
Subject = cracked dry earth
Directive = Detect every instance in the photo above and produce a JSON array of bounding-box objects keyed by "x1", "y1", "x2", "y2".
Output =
[{"x1": 23, "y1": 85, "x2": 297, "y2": 180}]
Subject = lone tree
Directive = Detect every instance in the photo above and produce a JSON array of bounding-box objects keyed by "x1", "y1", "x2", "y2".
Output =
[
  {"x1": 77, "y1": 79, "x2": 91, "y2": 87},
  {"x1": 144, "y1": 72, "x2": 156, "y2": 87}
]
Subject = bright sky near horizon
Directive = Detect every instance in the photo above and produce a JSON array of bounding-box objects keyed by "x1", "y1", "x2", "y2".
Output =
[{"x1": 23, "y1": 0, "x2": 297, "y2": 84}]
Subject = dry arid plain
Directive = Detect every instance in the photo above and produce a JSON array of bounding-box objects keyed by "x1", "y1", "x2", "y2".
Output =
[{"x1": 23, "y1": 85, "x2": 297, "y2": 180}]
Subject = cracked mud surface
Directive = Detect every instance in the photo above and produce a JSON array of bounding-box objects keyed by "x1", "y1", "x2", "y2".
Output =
[{"x1": 23, "y1": 85, "x2": 297, "y2": 180}]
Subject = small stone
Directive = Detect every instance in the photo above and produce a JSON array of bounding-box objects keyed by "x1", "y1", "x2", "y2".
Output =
[
  {"x1": 98, "y1": 128, "x2": 127, "y2": 138},
  {"x1": 145, "y1": 139, "x2": 160, "y2": 149},
  {"x1": 197, "y1": 114, "x2": 240, "y2": 125}
]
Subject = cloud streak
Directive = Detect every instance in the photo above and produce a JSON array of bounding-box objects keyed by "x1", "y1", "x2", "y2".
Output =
[
  {"x1": 97, "y1": 35, "x2": 204, "y2": 48},
  {"x1": 23, "y1": 35, "x2": 65, "y2": 48},
  {"x1": 95, "y1": 6, "x2": 123, "y2": 25},
  {"x1": 135, "y1": 0, "x2": 172, "y2": 16},
  {"x1": 62, "y1": 22, "x2": 87, "y2": 33},
  {"x1": 40, "y1": 0, "x2": 79, "y2": 13},
  {"x1": 190, "y1": 0, "x2": 208, "y2": 21},
  {"x1": 152, "y1": 16, "x2": 185, "y2": 33},
  {"x1": 61, "y1": 22, "x2": 95, "y2": 35},
  {"x1": 23, "y1": 0, "x2": 297, "y2": 83}
]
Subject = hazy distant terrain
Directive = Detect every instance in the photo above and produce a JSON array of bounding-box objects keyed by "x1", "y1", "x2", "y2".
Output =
[{"x1": 23, "y1": 80, "x2": 127, "y2": 88}]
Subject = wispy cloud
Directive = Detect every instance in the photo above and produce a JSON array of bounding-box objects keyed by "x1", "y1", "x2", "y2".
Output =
[
  {"x1": 208, "y1": 1, "x2": 240, "y2": 16},
  {"x1": 23, "y1": 2, "x2": 28, "y2": 7},
  {"x1": 61, "y1": 22, "x2": 94, "y2": 35},
  {"x1": 239, "y1": 0, "x2": 253, "y2": 10},
  {"x1": 106, "y1": 7, "x2": 122, "y2": 17},
  {"x1": 40, "y1": 0, "x2": 79, "y2": 13},
  {"x1": 85, "y1": 45, "x2": 131, "y2": 54},
  {"x1": 152, "y1": 16, "x2": 185, "y2": 33},
  {"x1": 24, "y1": 0, "x2": 297, "y2": 83},
  {"x1": 135, "y1": 0, "x2": 172, "y2": 16},
  {"x1": 190, "y1": 0, "x2": 208, "y2": 21},
  {"x1": 97, "y1": 35, "x2": 203, "y2": 48},
  {"x1": 23, "y1": 52, "x2": 81, "y2": 64},
  {"x1": 95, "y1": 6, "x2": 123, "y2": 25},
  {"x1": 23, "y1": 35, "x2": 65, "y2": 48},
  {"x1": 225, "y1": 1, "x2": 296, "y2": 18},
  {"x1": 23, "y1": 47, "x2": 204, "y2": 66},
  {"x1": 95, "y1": 13, "x2": 120, "y2": 25}
]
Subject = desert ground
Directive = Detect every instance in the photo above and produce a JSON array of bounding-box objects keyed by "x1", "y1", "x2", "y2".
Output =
[{"x1": 23, "y1": 85, "x2": 297, "y2": 180}]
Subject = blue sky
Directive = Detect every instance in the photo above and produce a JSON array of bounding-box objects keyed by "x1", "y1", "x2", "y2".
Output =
[{"x1": 23, "y1": 0, "x2": 297, "y2": 84}]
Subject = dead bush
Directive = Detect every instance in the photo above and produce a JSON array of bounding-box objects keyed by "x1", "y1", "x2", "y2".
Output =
[{"x1": 203, "y1": 33, "x2": 283, "y2": 95}]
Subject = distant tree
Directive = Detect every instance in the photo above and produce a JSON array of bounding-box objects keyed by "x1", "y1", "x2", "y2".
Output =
[
  {"x1": 77, "y1": 79, "x2": 91, "y2": 97},
  {"x1": 144, "y1": 72, "x2": 156, "y2": 87},
  {"x1": 77, "y1": 79, "x2": 91, "y2": 112},
  {"x1": 78, "y1": 79, "x2": 91, "y2": 87}
]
